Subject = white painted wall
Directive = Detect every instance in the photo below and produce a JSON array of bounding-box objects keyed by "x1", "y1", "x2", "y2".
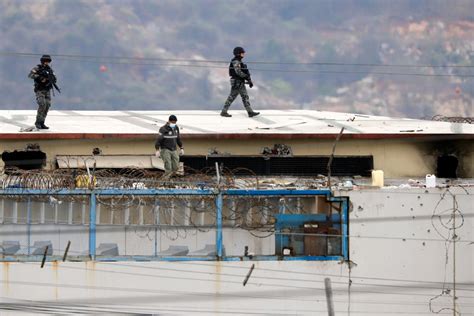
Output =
[{"x1": 0, "y1": 187, "x2": 473, "y2": 315}]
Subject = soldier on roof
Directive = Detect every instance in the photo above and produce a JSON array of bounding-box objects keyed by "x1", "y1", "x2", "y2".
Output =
[
  {"x1": 220, "y1": 47, "x2": 259, "y2": 118},
  {"x1": 28, "y1": 54, "x2": 60, "y2": 129}
]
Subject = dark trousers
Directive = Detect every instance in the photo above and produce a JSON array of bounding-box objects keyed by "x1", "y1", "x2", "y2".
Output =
[
  {"x1": 35, "y1": 90, "x2": 51, "y2": 124},
  {"x1": 222, "y1": 80, "x2": 252, "y2": 112}
]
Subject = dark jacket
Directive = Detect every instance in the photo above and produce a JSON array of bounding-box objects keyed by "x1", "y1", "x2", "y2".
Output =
[
  {"x1": 155, "y1": 123, "x2": 183, "y2": 151},
  {"x1": 28, "y1": 64, "x2": 57, "y2": 92},
  {"x1": 229, "y1": 57, "x2": 249, "y2": 81}
]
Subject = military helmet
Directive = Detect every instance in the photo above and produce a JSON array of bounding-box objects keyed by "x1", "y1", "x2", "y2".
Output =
[
  {"x1": 233, "y1": 47, "x2": 245, "y2": 56},
  {"x1": 40, "y1": 54, "x2": 52, "y2": 63}
]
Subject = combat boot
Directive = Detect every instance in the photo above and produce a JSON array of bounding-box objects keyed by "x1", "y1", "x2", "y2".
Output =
[
  {"x1": 220, "y1": 111, "x2": 232, "y2": 117},
  {"x1": 41, "y1": 123, "x2": 49, "y2": 129},
  {"x1": 245, "y1": 106, "x2": 260, "y2": 117}
]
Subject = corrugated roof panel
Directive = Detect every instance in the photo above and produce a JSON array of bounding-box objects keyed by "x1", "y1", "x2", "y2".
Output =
[{"x1": 0, "y1": 110, "x2": 472, "y2": 139}]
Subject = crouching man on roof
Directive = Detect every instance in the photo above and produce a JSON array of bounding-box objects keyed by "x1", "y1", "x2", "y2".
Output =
[{"x1": 155, "y1": 115, "x2": 184, "y2": 177}]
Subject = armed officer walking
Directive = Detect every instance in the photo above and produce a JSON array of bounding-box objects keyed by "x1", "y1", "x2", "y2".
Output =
[
  {"x1": 28, "y1": 54, "x2": 60, "y2": 129},
  {"x1": 220, "y1": 47, "x2": 259, "y2": 118}
]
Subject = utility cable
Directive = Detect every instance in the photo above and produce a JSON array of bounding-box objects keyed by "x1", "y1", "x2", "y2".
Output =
[
  {"x1": 1, "y1": 52, "x2": 473, "y2": 68},
  {"x1": 0, "y1": 52, "x2": 472, "y2": 78}
]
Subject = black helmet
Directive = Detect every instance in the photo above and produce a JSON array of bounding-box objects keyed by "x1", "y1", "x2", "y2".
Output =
[
  {"x1": 40, "y1": 54, "x2": 52, "y2": 63},
  {"x1": 233, "y1": 47, "x2": 245, "y2": 56},
  {"x1": 168, "y1": 115, "x2": 177, "y2": 122}
]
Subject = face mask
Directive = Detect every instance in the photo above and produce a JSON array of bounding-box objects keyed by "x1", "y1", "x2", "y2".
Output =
[{"x1": 169, "y1": 123, "x2": 176, "y2": 128}]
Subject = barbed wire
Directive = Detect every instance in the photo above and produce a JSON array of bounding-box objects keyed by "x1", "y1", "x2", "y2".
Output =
[
  {"x1": 431, "y1": 115, "x2": 473, "y2": 124},
  {"x1": 0, "y1": 166, "x2": 302, "y2": 236}
]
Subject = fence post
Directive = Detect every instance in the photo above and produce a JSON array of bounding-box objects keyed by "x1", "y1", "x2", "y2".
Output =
[
  {"x1": 89, "y1": 192, "x2": 96, "y2": 260},
  {"x1": 216, "y1": 193, "x2": 223, "y2": 259},
  {"x1": 342, "y1": 197, "x2": 349, "y2": 261},
  {"x1": 324, "y1": 277, "x2": 335, "y2": 316},
  {"x1": 27, "y1": 198, "x2": 31, "y2": 256}
]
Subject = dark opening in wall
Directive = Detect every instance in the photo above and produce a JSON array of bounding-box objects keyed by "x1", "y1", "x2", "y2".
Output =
[
  {"x1": 437, "y1": 155, "x2": 458, "y2": 178},
  {"x1": 2, "y1": 149, "x2": 46, "y2": 170},
  {"x1": 181, "y1": 155, "x2": 373, "y2": 176}
]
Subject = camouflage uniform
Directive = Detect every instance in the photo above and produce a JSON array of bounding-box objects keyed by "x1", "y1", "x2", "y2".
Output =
[
  {"x1": 33, "y1": 89, "x2": 51, "y2": 126},
  {"x1": 28, "y1": 64, "x2": 56, "y2": 128},
  {"x1": 223, "y1": 78, "x2": 251, "y2": 113},
  {"x1": 221, "y1": 57, "x2": 258, "y2": 116}
]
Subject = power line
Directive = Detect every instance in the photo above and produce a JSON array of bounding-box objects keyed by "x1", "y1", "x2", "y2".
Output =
[
  {"x1": 1, "y1": 52, "x2": 473, "y2": 78},
  {"x1": 181, "y1": 261, "x2": 474, "y2": 288},
  {"x1": 274, "y1": 231, "x2": 474, "y2": 243},
  {"x1": 3, "y1": 298, "x2": 472, "y2": 316},
  {"x1": 2, "y1": 51, "x2": 473, "y2": 68},
  {"x1": 11, "y1": 261, "x2": 473, "y2": 300},
  {"x1": 26, "y1": 259, "x2": 474, "y2": 294},
  {"x1": 4, "y1": 240, "x2": 474, "y2": 292},
  {"x1": 4, "y1": 241, "x2": 474, "y2": 292}
]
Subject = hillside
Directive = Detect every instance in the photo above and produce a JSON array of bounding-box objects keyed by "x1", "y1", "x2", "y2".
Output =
[{"x1": 0, "y1": 0, "x2": 473, "y2": 118}]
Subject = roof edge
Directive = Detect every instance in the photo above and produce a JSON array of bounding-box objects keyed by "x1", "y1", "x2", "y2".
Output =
[{"x1": 0, "y1": 133, "x2": 472, "y2": 141}]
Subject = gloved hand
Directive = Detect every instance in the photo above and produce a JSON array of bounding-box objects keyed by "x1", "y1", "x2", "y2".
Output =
[
  {"x1": 179, "y1": 148, "x2": 184, "y2": 156},
  {"x1": 248, "y1": 80, "x2": 253, "y2": 88},
  {"x1": 155, "y1": 150, "x2": 161, "y2": 158}
]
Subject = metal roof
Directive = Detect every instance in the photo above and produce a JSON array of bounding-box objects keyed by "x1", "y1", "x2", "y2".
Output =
[{"x1": 0, "y1": 110, "x2": 472, "y2": 140}]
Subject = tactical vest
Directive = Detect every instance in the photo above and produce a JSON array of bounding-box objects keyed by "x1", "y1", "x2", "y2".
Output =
[
  {"x1": 34, "y1": 64, "x2": 55, "y2": 92},
  {"x1": 229, "y1": 57, "x2": 248, "y2": 79}
]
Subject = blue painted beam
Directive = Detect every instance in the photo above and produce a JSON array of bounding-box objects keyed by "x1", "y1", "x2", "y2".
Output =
[
  {"x1": 89, "y1": 193, "x2": 96, "y2": 260},
  {"x1": 225, "y1": 189, "x2": 331, "y2": 196},
  {"x1": 27, "y1": 198, "x2": 31, "y2": 256},
  {"x1": 216, "y1": 193, "x2": 223, "y2": 259},
  {"x1": 0, "y1": 188, "x2": 217, "y2": 196},
  {"x1": 0, "y1": 255, "x2": 342, "y2": 262},
  {"x1": 274, "y1": 213, "x2": 341, "y2": 229},
  {"x1": 341, "y1": 197, "x2": 349, "y2": 260},
  {"x1": 0, "y1": 188, "x2": 331, "y2": 197}
]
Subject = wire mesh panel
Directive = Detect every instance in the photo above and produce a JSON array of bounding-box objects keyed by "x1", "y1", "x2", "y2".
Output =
[
  {"x1": 0, "y1": 189, "x2": 346, "y2": 261},
  {"x1": 95, "y1": 195, "x2": 218, "y2": 257},
  {"x1": 221, "y1": 195, "x2": 344, "y2": 258},
  {"x1": 0, "y1": 196, "x2": 90, "y2": 258}
]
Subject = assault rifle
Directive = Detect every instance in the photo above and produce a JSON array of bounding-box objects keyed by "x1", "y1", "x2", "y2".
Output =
[{"x1": 37, "y1": 67, "x2": 61, "y2": 95}]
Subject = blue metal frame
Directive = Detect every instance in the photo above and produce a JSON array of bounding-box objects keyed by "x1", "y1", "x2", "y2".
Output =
[
  {"x1": 89, "y1": 192, "x2": 96, "y2": 260},
  {"x1": 26, "y1": 198, "x2": 31, "y2": 256},
  {"x1": 0, "y1": 188, "x2": 349, "y2": 262},
  {"x1": 224, "y1": 189, "x2": 331, "y2": 197},
  {"x1": 215, "y1": 193, "x2": 223, "y2": 259},
  {"x1": 328, "y1": 195, "x2": 349, "y2": 261},
  {"x1": 274, "y1": 213, "x2": 342, "y2": 257}
]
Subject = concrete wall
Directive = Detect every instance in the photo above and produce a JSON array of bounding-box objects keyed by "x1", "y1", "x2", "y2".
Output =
[
  {"x1": 0, "y1": 187, "x2": 472, "y2": 315},
  {"x1": 2, "y1": 137, "x2": 473, "y2": 177}
]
